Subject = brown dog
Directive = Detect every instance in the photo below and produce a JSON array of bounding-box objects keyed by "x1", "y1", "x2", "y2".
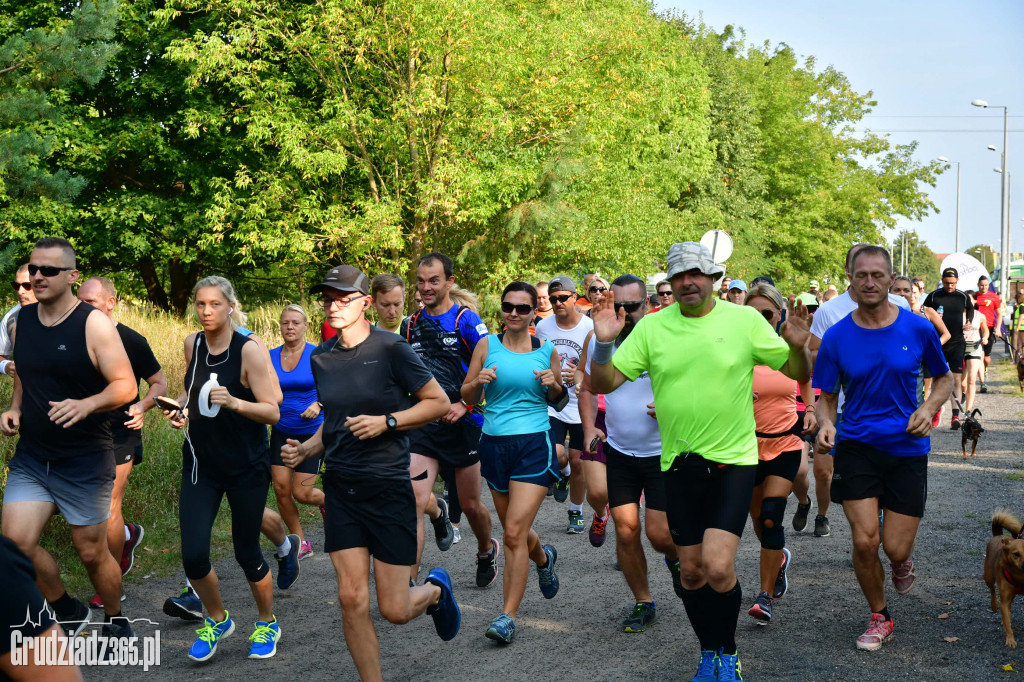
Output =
[
  {"x1": 985, "y1": 510, "x2": 1024, "y2": 647},
  {"x1": 1016, "y1": 354, "x2": 1024, "y2": 391}
]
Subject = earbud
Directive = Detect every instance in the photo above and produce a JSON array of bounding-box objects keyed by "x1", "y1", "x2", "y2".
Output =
[{"x1": 229, "y1": 307, "x2": 234, "y2": 315}]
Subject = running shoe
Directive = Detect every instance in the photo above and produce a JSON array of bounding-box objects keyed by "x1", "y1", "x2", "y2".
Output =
[
  {"x1": 891, "y1": 558, "x2": 916, "y2": 594},
  {"x1": 855, "y1": 613, "x2": 894, "y2": 651},
  {"x1": 163, "y1": 586, "x2": 204, "y2": 621},
  {"x1": 931, "y1": 406, "x2": 943, "y2": 428},
  {"x1": 425, "y1": 567, "x2": 461, "y2": 641},
  {"x1": 748, "y1": 591, "x2": 773, "y2": 624},
  {"x1": 536, "y1": 544, "x2": 559, "y2": 598},
  {"x1": 691, "y1": 650, "x2": 718, "y2": 682},
  {"x1": 666, "y1": 558, "x2": 684, "y2": 599},
  {"x1": 188, "y1": 612, "x2": 235, "y2": 662},
  {"x1": 120, "y1": 523, "x2": 145, "y2": 576},
  {"x1": 298, "y1": 539, "x2": 313, "y2": 560},
  {"x1": 248, "y1": 619, "x2": 281, "y2": 659},
  {"x1": 773, "y1": 547, "x2": 791, "y2": 599},
  {"x1": 57, "y1": 597, "x2": 91, "y2": 637},
  {"x1": 813, "y1": 514, "x2": 831, "y2": 538},
  {"x1": 716, "y1": 649, "x2": 744, "y2": 681},
  {"x1": 566, "y1": 509, "x2": 585, "y2": 534},
  {"x1": 431, "y1": 497, "x2": 455, "y2": 551},
  {"x1": 622, "y1": 602, "x2": 656, "y2": 633},
  {"x1": 88, "y1": 592, "x2": 125, "y2": 608},
  {"x1": 588, "y1": 506, "x2": 609, "y2": 547},
  {"x1": 452, "y1": 525, "x2": 461, "y2": 544},
  {"x1": 950, "y1": 414, "x2": 961, "y2": 430},
  {"x1": 980, "y1": 382, "x2": 988, "y2": 394},
  {"x1": 553, "y1": 477, "x2": 570, "y2": 503},
  {"x1": 485, "y1": 613, "x2": 516, "y2": 644},
  {"x1": 792, "y1": 500, "x2": 811, "y2": 532},
  {"x1": 476, "y1": 538, "x2": 499, "y2": 587},
  {"x1": 276, "y1": 533, "x2": 301, "y2": 589},
  {"x1": 101, "y1": 618, "x2": 136, "y2": 659}
]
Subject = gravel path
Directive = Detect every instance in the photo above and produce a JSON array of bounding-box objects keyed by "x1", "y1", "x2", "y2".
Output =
[{"x1": 99, "y1": 351, "x2": 1023, "y2": 681}]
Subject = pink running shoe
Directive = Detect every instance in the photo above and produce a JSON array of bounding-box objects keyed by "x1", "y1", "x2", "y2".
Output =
[
  {"x1": 856, "y1": 613, "x2": 894, "y2": 651},
  {"x1": 298, "y1": 539, "x2": 314, "y2": 560},
  {"x1": 891, "y1": 558, "x2": 915, "y2": 594}
]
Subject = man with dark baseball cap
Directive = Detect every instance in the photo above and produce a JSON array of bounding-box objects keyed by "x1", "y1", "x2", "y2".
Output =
[
  {"x1": 309, "y1": 264, "x2": 370, "y2": 296},
  {"x1": 922, "y1": 266, "x2": 974, "y2": 429}
]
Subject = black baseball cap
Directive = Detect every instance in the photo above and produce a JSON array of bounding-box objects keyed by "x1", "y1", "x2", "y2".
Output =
[
  {"x1": 941, "y1": 267, "x2": 958, "y2": 279},
  {"x1": 310, "y1": 264, "x2": 370, "y2": 295}
]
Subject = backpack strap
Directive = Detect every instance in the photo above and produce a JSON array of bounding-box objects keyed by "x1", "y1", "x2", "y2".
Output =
[
  {"x1": 404, "y1": 310, "x2": 421, "y2": 343},
  {"x1": 453, "y1": 305, "x2": 472, "y2": 355}
]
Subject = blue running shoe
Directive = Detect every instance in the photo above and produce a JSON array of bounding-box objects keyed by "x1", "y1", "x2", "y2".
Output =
[
  {"x1": 188, "y1": 612, "x2": 235, "y2": 662},
  {"x1": 536, "y1": 544, "x2": 559, "y2": 599},
  {"x1": 484, "y1": 613, "x2": 516, "y2": 644},
  {"x1": 691, "y1": 649, "x2": 718, "y2": 682},
  {"x1": 247, "y1": 619, "x2": 281, "y2": 659},
  {"x1": 425, "y1": 567, "x2": 461, "y2": 641},
  {"x1": 276, "y1": 534, "x2": 301, "y2": 590},
  {"x1": 163, "y1": 586, "x2": 203, "y2": 621},
  {"x1": 717, "y1": 649, "x2": 744, "y2": 681}
]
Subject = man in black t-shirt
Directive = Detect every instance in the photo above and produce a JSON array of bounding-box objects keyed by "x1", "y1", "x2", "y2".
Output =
[
  {"x1": 281, "y1": 264, "x2": 462, "y2": 679},
  {"x1": 922, "y1": 267, "x2": 974, "y2": 429},
  {"x1": 78, "y1": 277, "x2": 166, "y2": 602}
]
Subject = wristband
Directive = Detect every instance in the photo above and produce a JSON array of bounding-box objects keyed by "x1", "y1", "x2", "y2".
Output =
[
  {"x1": 591, "y1": 340, "x2": 614, "y2": 364},
  {"x1": 0, "y1": 360, "x2": 9, "y2": 375}
]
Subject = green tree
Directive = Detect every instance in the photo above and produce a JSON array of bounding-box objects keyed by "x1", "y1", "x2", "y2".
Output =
[
  {"x1": 966, "y1": 243, "x2": 998, "y2": 273},
  {"x1": 891, "y1": 229, "x2": 939, "y2": 279}
]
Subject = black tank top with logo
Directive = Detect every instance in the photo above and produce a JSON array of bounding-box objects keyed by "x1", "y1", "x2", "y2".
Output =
[
  {"x1": 13, "y1": 302, "x2": 112, "y2": 461},
  {"x1": 182, "y1": 331, "x2": 270, "y2": 488}
]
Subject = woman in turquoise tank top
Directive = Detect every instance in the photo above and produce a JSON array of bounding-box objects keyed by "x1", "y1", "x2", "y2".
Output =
[{"x1": 462, "y1": 281, "x2": 567, "y2": 645}]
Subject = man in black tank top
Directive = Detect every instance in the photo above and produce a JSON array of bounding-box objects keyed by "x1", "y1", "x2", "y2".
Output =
[
  {"x1": 0, "y1": 238, "x2": 138, "y2": 643},
  {"x1": 78, "y1": 277, "x2": 166, "y2": 601}
]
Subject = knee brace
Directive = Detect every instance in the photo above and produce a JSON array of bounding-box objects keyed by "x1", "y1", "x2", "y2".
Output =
[{"x1": 759, "y1": 496, "x2": 787, "y2": 550}]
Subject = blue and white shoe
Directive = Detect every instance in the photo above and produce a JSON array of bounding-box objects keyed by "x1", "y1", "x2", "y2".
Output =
[
  {"x1": 485, "y1": 613, "x2": 516, "y2": 644},
  {"x1": 163, "y1": 586, "x2": 203, "y2": 621},
  {"x1": 276, "y1": 534, "x2": 301, "y2": 590},
  {"x1": 247, "y1": 619, "x2": 281, "y2": 659},
  {"x1": 691, "y1": 649, "x2": 718, "y2": 682},
  {"x1": 188, "y1": 612, "x2": 235, "y2": 662},
  {"x1": 425, "y1": 567, "x2": 461, "y2": 641},
  {"x1": 536, "y1": 544, "x2": 559, "y2": 599},
  {"x1": 716, "y1": 649, "x2": 744, "y2": 681}
]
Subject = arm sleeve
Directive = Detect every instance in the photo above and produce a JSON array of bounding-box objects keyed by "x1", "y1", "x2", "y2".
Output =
[
  {"x1": 750, "y1": 315, "x2": 789, "y2": 370},
  {"x1": 391, "y1": 338, "x2": 435, "y2": 395},
  {"x1": 459, "y1": 309, "x2": 488, "y2": 351},
  {"x1": 611, "y1": 322, "x2": 648, "y2": 381},
  {"x1": 811, "y1": 329, "x2": 842, "y2": 393}
]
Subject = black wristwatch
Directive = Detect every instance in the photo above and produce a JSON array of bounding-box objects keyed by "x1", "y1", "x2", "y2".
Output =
[{"x1": 385, "y1": 413, "x2": 398, "y2": 431}]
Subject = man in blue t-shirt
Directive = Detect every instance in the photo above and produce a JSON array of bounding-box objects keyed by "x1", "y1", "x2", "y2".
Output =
[
  {"x1": 814, "y1": 245, "x2": 951, "y2": 654},
  {"x1": 401, "y1": 252, "x2": 496, "y2": 588}
]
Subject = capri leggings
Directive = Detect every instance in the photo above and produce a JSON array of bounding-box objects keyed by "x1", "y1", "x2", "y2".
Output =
[{"x1": 179, "y1": 470, "x2": 271, "y2": 583}]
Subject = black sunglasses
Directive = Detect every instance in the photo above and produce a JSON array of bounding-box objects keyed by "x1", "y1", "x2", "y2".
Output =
[
  {"x1": 759, "y1": 308, "x2": 776, "y2": 322},
  {"x1": 614, "y1": 301, "x2": 644, "y2": 314},
  {"x1": 501, "y1": 302, "x2": 534, "y2": 315},
  {"x1": 657, "y1": 290, "x2": 673, "y2": 297},
  {"x1": 11, "y1": 281, "x2": 31, "y2": 292},
  {"x1": 28, "y1": 264, "x2": 72, "y2": 278},
  {"x1": 548, "y1": 294, "x2": 573, "y2": 304},
  {"x1": 589, "y1": 286, "x2": 607, "y2": 294}
]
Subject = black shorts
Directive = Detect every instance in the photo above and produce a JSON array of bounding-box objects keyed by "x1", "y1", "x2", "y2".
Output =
[
  {"x1": 270, "y1": 427, "x2": 323, "y2": 475},
  {"x1": 663, "y1": 454, "x2": 756, "y2": 547},
  {"x1": 983, "y1": 334, "x2": 995, "y2": 357},
  {"x1": 113, "y1": 438, "x2": 143, "y2": 467},
  {"x1": 322, "y1": 473, "x2": 416, "y2": 565},
  {"x1": 409, "y1": 419, "x2": 481, "y2": 468},
  {"x1": 830, "y1": 440, "x2": 927, "y2": 518},
  {"x1": 942, "y1": 340, "x2": 965, "y2": 374},
  {"x1": 605, "y1": 445, "x2": 666, "y2": 512},
  {"x1": 754, "y1": 449, "x2": 801, "y2": 485},
  {"x1": 547, "y1": 416, "x2": 584, "y2": 452}
]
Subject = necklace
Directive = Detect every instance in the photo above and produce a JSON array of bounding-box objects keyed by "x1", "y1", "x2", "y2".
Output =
[
  {"x1": 43, "y1": 300, "x2": 80, "y2": 328},
  {"x1": 204, "y1": 333, "x2": 231, "y2": 367}
]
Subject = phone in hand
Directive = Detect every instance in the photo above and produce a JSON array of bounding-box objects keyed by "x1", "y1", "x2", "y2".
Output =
[
  {"x1": 155, "y1": 396, "x2": 182, "y2": 412},
  {"x1": 589, "y1": 436, "x2": 600, "y2": 453}
]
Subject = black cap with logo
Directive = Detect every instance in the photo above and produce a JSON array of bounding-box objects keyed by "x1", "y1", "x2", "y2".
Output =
[
  {"x1": 941, "y1": 267, "x2": 958, "y2": 279},
  {"x1": 310, "y1": 265, "x2": 370, "y2": 295}
]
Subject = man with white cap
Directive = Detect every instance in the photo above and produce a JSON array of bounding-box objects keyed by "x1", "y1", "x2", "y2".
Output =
[{"x1": 590, "y1": 242, "x2": 811, "y2": 682}]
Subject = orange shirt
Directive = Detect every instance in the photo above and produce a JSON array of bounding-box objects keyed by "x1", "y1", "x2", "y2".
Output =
[{"x1": 752, "y1": 365, "x2": 802, "y2": 460}]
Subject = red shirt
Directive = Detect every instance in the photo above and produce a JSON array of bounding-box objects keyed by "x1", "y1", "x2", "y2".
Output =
[
  {"x1": 321, "y1": 320, "x2": 337, "y2": 342},
  {"x1": 976, "y1": 291, "x2": 1002, "y2": 328}
]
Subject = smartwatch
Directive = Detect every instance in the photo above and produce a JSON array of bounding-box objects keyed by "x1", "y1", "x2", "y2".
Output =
[{"x1": 385, "y1": 413, "x2": 398, "y2": 431}]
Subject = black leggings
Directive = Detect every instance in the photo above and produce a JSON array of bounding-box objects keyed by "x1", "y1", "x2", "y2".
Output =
[
  {"x1": 439, "y1": 462, "x2": 462, "y2": 524},
  {"x1": 180, "y1": 471, "x2": 271, "y2": 583}
]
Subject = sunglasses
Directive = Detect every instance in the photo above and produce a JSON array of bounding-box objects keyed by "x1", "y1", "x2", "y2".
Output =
[
  {"x1": 657, "y1": 290, "x2": 673, "y2": 297},
  {"x1": 614, "y1": 301, "x2": 644, "y2": 314},
  {"x1": 11, "y1": 281, "x2": 31, "y2": 292},
  {"x1": 759, "y1": 308, "x2": 776, "y2": 322},
  {"x1": 589, "y1": 286, "x2": 607, "y2": 294},
  {"x1": 28, "y1": 264, "x2": 72, "y2": 278},
  {"x1": 548, "y1": 294, "x2": 573, "y2": 304},
  {"x1": 501, "y1": 302, "x2": 533, "y2": 315}
]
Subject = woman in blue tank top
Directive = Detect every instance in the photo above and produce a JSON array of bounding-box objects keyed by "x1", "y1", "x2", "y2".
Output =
[
  {"x1": 269, "y1": 305, "x2": 326, "y2": 561},
  {"x1": 461, "y1": 281, "x2": 567, "y2": 644}
]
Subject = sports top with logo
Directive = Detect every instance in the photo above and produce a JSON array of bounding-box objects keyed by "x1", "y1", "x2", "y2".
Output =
[
  {"x1": 401, "y1": 303, "x2": 487, "y2": 427},
  {"x1": 13, "y1": 302, "x2": 113, "y2": 461},
  {"x1": 813, "y1": 307, "x2": 948, "y2": 457},
  {"x1": 312, "y1": 326, "x2": 434, "y2": 479},
  {"x1": 535, "y1": 313, "x2": 594, "y2": 424},
  {"x1": 976, "y1": 290, "x2": 1002, "y2": 328}
]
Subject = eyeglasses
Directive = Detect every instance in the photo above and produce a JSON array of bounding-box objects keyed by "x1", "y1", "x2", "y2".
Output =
[
  {"x1": 501, "y1": 302, "x2": 534, "y2": 315},
  {"x1": 657, "y1": 290, "x2": 673, "y2": 297},
  {"x1": 10, "y1": 281, "x2": 31, "y2": 292},
  {"x1": 589, "y1": 286, "x2": 607, "y2": 294},
  {"x1": 548, "y1": 294, "x2": 573, "y2": 304},
  {"x1": 321, "y1": 294, "x2": 365, "y2": 309},
  {"x1": 614, "y1": 301, "x2": 644, "y2": 314},
  {"x1": 28, "y1": 264, "x2": 72, "y2": 278}
]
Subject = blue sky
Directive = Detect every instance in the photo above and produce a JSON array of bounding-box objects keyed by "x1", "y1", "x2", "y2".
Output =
[{"x1": 655, "y1": 0, "x2": 1023, "y2": 260}]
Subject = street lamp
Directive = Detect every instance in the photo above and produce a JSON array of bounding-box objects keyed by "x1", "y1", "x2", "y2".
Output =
[
  {"x1": 937, "y1": 156, "x2": 961, "y2": 252},
  {"x1": 973, "y1": 98, "x2": 1010, "y2": 297}
]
